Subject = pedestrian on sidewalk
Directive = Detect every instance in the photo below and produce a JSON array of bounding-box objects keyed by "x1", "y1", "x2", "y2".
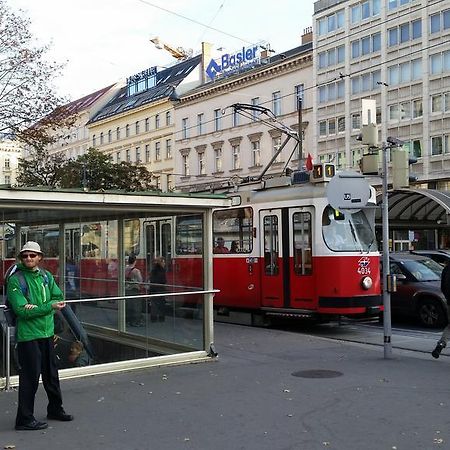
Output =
[
  {"x1": 432, "y1": 260, "x2": 450, "y2": 358},
  {"x1": 7, "y1": 241, "x2": 74, "y2": 430}
]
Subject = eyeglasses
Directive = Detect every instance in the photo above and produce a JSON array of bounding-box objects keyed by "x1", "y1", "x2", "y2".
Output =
[{"x1": 21, "y1": 253, "x2": 38, "y2": 259}]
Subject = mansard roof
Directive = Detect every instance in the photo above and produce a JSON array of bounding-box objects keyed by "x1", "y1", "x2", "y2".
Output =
[
  {"x1": 62, "y1": 84, "x2": 116, "y2": 115},
  {"x1": 89, "y1": 54, "x2": 202, "y2": 124}
]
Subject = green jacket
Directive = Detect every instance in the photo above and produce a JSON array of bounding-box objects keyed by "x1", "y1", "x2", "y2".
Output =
[{"x1": 7, "y1": 263, "x2": 64, "y2": 342}]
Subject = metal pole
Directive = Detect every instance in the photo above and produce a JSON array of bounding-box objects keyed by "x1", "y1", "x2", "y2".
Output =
[
  {"x1": 297, "y1": 96, "x2": 303, "y2": 169},
  {"x1": 381, "y1": 143, "x2": 392, "y2": 358},
  {"x1": 5, "y1": 325, "x2": 11, "y2": 390}
]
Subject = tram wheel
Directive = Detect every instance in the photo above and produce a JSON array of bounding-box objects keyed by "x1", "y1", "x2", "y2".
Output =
[{"x1": 417, "y1": 298, "x2": 447, "y2": 328}]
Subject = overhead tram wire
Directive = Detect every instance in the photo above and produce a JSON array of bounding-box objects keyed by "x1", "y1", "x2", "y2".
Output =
[
  {"x1": 135, "y1": 0, "x2": 253, "y2": 45},
  {"x1": 135, "y1": 0, "x2": 444, "y2": 60}
]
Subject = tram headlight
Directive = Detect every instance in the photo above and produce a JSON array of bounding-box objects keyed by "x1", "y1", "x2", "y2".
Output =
[{"x1": 361, "y1": 276, "x2": 373, "y2": 290}]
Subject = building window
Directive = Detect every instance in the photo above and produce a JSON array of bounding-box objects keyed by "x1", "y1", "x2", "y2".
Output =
[
  {"x1": 251, "y1": 140, "x2": 261, "y2": 166},
  {"x1": 126, "y1": 124, "x2": 130, "y2": 137},
  {"x1": 337, "y1": 116, "x2": 345, "y2": 132},
  {"x1": 182, "y1": 154, "x2": 190, "y2": 176},
  {"x1": 126, "y1": 149, "x2": 131, "y2": 162},
  {"x1": 251, "y1": 97, "x2": 259, "y2": 121},
  {"x1": 351, "y1": 113, "x2": 361, "y2": 130},
  {"x1": 154, "y1": 176, "x2": 161, "y2": 190},
  {"x1": 4, "y1": 175, "x2": 10, "y2": 185},
  {"x1": 145, "y1": 144, "x2": 150, "y2": 163},
  {"x1": 295, "y1": 84, "x2": 304, "y2": 110},
  {"x1": 214, "y1": 109, "x2": 222, "y2": 131},
  {"x1": 430, "y1": 10, "x2": 450, "y2": 34},
  {"x1": 232, "y1": 109, "x2": 240, "y2": 127},
  {"x1": 412, "y1": 99, "x2": 423, "y2": 118},
  {"x1": 108, "y1": 130, "x2": 112, "y2": 143},
  {"x1": 116, "y1": 151, "x2": 121, "y2": 163},
  {"x1": 328, "y1": 118, "x2": 336, "y2": 135},
  {"x1": 198, "y1": 152, "x2": 206, "y2": 175},
  {"x1": 100, "y1": 132, "x2": 104, "y2": 145},
  {"x1": 135, "y1": 121, "x2": 140, "y2": 134},
  {"x1": 167, "y1": 175, "x2": 174, "y2": 191},
  {"x1": 166, "y1": 111, "x2": 172, "y2": 125},
  {"x1": 317, "y1": 9, "x2": 344, "y2": 35},
  {"x1": 92, "y1": 135, "x2": 96, "y2": 147},
  {"x1": 145, "y1": 118, "x2": 150, "y2": 132},
  {"x1": 319, "y1": 121, "x2": 327, "y2": 137},
  {"x1": 116, "y1": 127, "x2": 120, "y2": 140},
  {"x1": 155, "y1": 141, "x2": 161, "y2": 161},
  {"x1": 272, "y1": 136, "x2": 282, "y2": 162},
  {"x1": 166, "y1": 139, "x2": 172, "y2": 159},
  {"x1": 232, "y1": 144, "x2": 241, "y2": 170},
  {"x1": 136, "y1": 147, "x2": 141, "y2": 162},
  {"x1": 214, "y1": 148, "x2": 223, "y2": 172},
  {"x1": 4, "y1": 158, "x2": 10, "y2": 169},
  {"x1": 272, "y1": 91, "x2": 281, "y2": 116},
  {"x1": 155, "y1": 114, "x2": 160, "y2": 129},
  {"x1": 197, "y1": 113, "x2": 204, "y2": 135},
  {"x1": 182, "y1": 118, "x2": 189, "y2": 139}
]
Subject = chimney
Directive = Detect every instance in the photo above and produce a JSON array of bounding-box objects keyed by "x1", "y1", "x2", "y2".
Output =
[
  {"x1": 201, "y1": 42, "x2": 213, "y2": 84},
  {"x1": 301, "y1": 27, "x2": 313, "y2": 44}
]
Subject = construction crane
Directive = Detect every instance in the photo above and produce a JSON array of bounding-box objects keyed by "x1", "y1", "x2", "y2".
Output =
[{"x1": 150, "y1": 37, "x2": 193, "y2": 61}]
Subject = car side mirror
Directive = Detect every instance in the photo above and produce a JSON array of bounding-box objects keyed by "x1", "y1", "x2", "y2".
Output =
[{"x1": 395, "y1": 273, "x2": 407, "y2": 281}]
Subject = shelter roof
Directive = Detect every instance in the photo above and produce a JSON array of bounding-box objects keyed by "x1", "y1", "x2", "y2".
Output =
[{"x1": 376, "y1": 189, "x2": 450, "y2": 226}]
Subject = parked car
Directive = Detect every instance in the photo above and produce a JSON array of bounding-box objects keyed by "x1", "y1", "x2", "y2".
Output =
[
  {"x1": 382, "y1": 253, "x2": 447, "y2": 328},
  {"x1": 410, "y1": 249, "x2": 450, "y2": 267}
]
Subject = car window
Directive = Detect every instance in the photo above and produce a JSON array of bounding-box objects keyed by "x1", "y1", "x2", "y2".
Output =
[{"x1": 401, "y1": 259, "x2": 442, "y2": 281}]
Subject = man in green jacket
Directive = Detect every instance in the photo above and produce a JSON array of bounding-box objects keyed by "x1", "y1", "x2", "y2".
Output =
[{"x1": 8, "y1": 241, "x2": 74, "y2": 431}]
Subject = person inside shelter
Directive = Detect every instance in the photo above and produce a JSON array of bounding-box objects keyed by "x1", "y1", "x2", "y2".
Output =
[{"x1": 213, "y1": 237, "x2": 229, "y2": 254}]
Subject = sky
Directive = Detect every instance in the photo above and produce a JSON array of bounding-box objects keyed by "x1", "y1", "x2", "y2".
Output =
[{"x1": 8, "y1": 0, "x2": 315, "y2": 101}]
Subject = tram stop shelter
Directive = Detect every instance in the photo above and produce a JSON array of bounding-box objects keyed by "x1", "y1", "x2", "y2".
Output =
[
  {"x1": 376, "y1": 188, "x2": 450, "y2": 249},
  {"x1": 0, "y1": 186, "x2": 229, "y2": 389}
]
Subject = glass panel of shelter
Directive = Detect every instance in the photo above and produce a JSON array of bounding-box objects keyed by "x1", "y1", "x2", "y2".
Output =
[{"x1": 0, "y1": 211, "x2": 206, "y2": 377}]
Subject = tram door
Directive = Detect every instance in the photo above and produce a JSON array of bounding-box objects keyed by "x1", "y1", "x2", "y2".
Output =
[
  {"x1": 144, "y1": 219, "x2": 172, "y2": 274},
  {"x1": 260, "y1": 210, "x2": 284, "y2": 308},
  {"x1": 289, "y1": 208, "x2": 315, "y2": 309}
]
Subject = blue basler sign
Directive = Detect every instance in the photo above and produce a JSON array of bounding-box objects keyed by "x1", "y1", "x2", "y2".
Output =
[{"x1": 206, "y1": 45, "x2": 260, "y2": 81}]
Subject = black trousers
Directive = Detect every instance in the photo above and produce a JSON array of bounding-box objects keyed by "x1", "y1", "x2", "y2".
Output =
[{"x1": 16, "y1": 337, "x2": 63, "y2": 426}]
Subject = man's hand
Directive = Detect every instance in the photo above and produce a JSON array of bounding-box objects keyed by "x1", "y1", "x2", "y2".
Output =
[
  {"x1": 24, "y1": 304, "x2": 37, "y2": 310},
  {"x1": 52, "y1": 301, "x2": 66, "y2": 310}
]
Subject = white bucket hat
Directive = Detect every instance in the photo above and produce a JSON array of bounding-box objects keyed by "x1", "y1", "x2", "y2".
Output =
[{"x1": 19, "y1": 241, "x2": 43, "y2": 255}]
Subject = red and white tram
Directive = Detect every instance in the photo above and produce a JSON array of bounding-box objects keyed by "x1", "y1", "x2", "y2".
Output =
[{"x1": 2, "y1": 165, "x2": 382, "y2": 323}]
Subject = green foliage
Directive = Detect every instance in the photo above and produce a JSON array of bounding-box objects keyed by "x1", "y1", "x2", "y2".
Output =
[{"x1": 17, "y1": 147, "x2": 156, "y2": 192}]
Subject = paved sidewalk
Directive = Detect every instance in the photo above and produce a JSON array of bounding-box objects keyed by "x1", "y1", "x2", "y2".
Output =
[{"x1": 1, "y1": 323, "x2": 449, "y2": 450}]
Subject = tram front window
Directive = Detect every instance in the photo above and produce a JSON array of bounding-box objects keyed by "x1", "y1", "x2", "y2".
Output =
[{"x1": 322, "y1": 206, "x2": 377, "y2": 252}]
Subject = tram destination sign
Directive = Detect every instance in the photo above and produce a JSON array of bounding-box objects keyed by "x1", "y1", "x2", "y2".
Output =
[{"x1": 326, "y1": 170, "x2": 371, "y2": 214}]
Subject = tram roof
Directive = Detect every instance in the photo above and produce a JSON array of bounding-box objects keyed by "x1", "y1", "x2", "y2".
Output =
[
  {"x1": 0, "y1": 186, "x2": 230, "y2": 225},
  {"x1": 376, "y1": 188, "x2": 450, "y2": 227}
]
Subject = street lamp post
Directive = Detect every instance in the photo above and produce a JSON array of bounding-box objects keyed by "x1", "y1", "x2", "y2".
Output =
[{"x1": 381, "y1": 142, "x2": 392, "y2": 358}]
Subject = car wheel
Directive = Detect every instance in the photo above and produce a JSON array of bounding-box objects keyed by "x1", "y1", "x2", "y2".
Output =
[{"x1": 417, "y1": 298, "x2": 447, "y2": 328}]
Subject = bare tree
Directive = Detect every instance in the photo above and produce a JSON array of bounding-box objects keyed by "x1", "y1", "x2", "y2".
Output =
[{"x1": 0, "y1": 1, "x2": 75, "y2": 146}]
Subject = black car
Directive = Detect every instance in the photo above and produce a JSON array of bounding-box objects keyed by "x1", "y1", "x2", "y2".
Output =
[
  {"x1": 410, "y1": 249, "x2": 450, "y2": 267},
  {"x1": 385, "y1": 253, "x2": 447, "y2": 328}
]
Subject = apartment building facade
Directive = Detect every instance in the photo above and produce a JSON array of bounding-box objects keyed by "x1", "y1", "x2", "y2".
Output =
[
  {"x1": 313, "y1": 0, "x2": 450, "y2": 188},
  {"x1": 173, "y1": 37, "x2": 313, "y2": 192},
  {"x1": 0, "y1": 137, "x2": 22, "y2": 185},
  {"x1": 88, "y1": 54, "x2": 205, "y2": 191}
]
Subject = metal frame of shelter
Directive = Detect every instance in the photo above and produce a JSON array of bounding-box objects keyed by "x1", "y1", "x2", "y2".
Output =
[
  {"x1": 0, "y1": 187, "x2": 230, "y2": 388},
  {"x1": 376, "y1": 188, "x2": 450, "y2": 240}
]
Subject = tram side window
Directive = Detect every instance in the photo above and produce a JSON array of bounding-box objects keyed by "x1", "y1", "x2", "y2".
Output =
[
  {"x1": 212, "y1": 207, "x2": 253, "y2": 254},
  {"x1": 124, "y1": 219, "x2": 140, "y2": 256},
  {"x1": 263, "y1": 215, "x2": 279, "y2": 275},
  {"x1": 176, "y1": 215, "x2": 203, "y2": 255},
  {"x1": 293, "y1": 212, "x2": 312, "y2": 275},
  {"x1": 81, "y1": 223, "x2": 101, "y2": 257}
]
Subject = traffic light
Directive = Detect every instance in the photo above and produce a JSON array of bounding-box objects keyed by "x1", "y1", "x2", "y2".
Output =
[{"x1": 391, "y1": 147, "x2": 417, "y2": 189}]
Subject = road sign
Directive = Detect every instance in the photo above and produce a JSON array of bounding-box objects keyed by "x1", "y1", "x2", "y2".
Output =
[{"x1": 326, "y1": 170, "x2": 371, "y2": 213}]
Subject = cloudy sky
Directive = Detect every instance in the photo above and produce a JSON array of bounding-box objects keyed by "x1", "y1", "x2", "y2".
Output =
[{"x1": 9, "y1": 0, "x2": 315, "y2": 100}]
